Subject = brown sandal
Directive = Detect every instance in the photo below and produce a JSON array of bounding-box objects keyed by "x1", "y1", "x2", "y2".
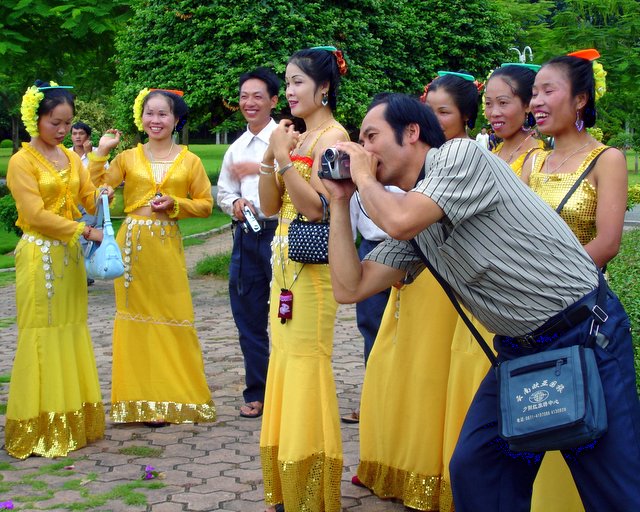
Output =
[
  {"x1": 240, "y1": 401, "x2": 263, "y2": 418},
  {"x1": 341, "y1": 410, "x2": 360, "y2": 424}
]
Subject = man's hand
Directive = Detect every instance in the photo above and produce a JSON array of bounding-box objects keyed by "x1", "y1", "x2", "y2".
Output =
[
  {"x1": 320, "y1": 175, "x2": 357, "y2": 202},
  {"x1": 334, "y1": 141, "x2": 378, "y2": 189},
  {"x1": 232, "y1": 198, "x2": 255, "y2": 221},
  {"x1": 230, "y1": 161, "x2": 260, "y2": 180},
  {"x1": 83, "y1": 140, "x2": 93, "y2": 154}
]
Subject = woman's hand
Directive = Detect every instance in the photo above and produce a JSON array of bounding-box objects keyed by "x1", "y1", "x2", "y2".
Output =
[
  {"x1": 82, "y1": 226, "x2": 103, "y2": 242},
  {"x1": 99, "y1": 186, "x2": 115, "y2": 201},
  {"x1": 270, "y1": 120, "x2": 300, "y2": 161},
  {"x1": 96, "y1": 129, "x2": 121, "y2": 156},
  {"x1": 150, "y1": 194, "x2": 175, "y2": 213}
]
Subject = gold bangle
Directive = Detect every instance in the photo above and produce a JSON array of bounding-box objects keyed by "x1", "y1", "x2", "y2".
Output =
[{"x1": 277, "y1": 162, "x2": 294, "y2": 176}]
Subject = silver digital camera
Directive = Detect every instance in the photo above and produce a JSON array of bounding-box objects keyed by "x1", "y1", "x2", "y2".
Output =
[
  {"x1": 318, "y1": 147, "x2": 351, "y2": 180},
  {"x1": 242, "y1": 205, "x2": 262, "y2": 234}
]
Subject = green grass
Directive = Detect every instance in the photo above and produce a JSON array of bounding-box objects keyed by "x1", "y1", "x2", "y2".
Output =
[
  {"x1": 195, "y1": 251, "x2": 231, "y2": 279},
  {"x1": 188, "y1": 144, "x2": 229, "y2": 184},
  {"x1": 608, "y1": 228, "x2": 640, "y2": 394}
]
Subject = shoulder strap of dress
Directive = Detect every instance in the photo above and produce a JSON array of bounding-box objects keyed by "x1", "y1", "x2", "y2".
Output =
[
  {"x1": 306, "y1": 124, "x2": 350, "y2": 157},
  {"x1": 556, "y1": 146, "x2": 611, "y2": 214}
]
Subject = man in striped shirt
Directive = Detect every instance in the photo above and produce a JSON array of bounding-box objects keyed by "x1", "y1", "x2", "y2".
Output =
[{"x1": 324, "y1": 93, "x2": 640, "y2": 511}]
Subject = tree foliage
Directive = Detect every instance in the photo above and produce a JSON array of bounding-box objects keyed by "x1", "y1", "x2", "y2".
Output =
[
  {"x1": 113, "y1": 0, "x2": 517, "y2": 135},
  {"x1": 0, "y1": 0, "x2": 131, "y2": 149}
]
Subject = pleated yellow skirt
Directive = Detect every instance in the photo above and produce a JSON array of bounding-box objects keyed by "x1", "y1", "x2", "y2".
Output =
[
  {"x1": 110, "y1": 216, "x2": 215, "y2": 424},
  {"x1": 260, "y1": 227, "x2": 342, "y2": 512},
  {"x1": 357, "y1": 271, "x2": 458, "y2": 510},
  {"x1": 5, "y1": 235, "x2": 105, "y2": 459}
]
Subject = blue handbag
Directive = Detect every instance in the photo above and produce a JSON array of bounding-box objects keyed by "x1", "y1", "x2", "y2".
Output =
[
  {"x1": 496, "y1": 344, "x2": 607, "y2": 452},
  {"x1": 84, "y1": 194, "x2": 125, "y2": 280}
]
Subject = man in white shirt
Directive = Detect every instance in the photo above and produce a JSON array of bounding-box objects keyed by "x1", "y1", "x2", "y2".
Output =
[
  {"x1": 217, "y1": 67, "x2": 280, "y2": 419},
  {"x1": 475, "y1": 126, "x2": 490, "y2": 149}
]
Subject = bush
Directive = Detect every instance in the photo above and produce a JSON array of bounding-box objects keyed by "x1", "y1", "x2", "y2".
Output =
[
  {"x1": 0, "y1": 140, "x2": 12, "y2": 149},
  {"x1": 195, "y1": 252, "x2": 231, "y2": 279},
  {"x1": 0, "y1": 194, "x2": 20, "y2": 236},
  {"x1": 628, "y1": 185, "x2": 640, "y2": 210},
  {"x1": 608, "y1": 228, "x2": 640, "y2": 395}
]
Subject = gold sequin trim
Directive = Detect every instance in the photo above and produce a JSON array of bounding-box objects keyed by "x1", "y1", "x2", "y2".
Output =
[
  {"x1": 439, "y1": 477, "x2": 455, "y2": 512},
  {"x1": 110, "y1": 399, "x2": 216, "y2": 424},
  {"x1": 115, "y1": 311, "x2": 195, "y2": 327},
  {"x1": 261, "y1": 445, "x2": 343, "y2": 511},
  {"x1": 4, "y1": 402, "x2": 105, "y2": 460},
  {"x1": 358, "y1": 459, "x2": 442, "y2": 511}
]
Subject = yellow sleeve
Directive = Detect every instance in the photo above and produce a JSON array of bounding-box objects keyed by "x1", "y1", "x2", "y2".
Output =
[
  {"x1": 170, "y1": 154, "x2": 213, "y2": 219},
  {"x1": 7, "y1": 152, "x2": 82, "y2": 243},
  {"x1": 89, "y1": 151, "x2": 125, "y2": 189}
]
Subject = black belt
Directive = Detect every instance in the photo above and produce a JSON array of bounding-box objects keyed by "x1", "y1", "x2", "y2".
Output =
[
  {"x1": 233, "y1": 219, "x2": 278, "y2": 230},
  {"x1": 511, "y1": 274, "x2": 609, "y2": 348}
]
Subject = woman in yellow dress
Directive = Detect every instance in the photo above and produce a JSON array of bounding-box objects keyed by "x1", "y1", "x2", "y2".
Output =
[
  {"x1": 485, "y1": 62, "x2": 584, "y2": 511},
  {"x1": 353, "y1": 72, "x2": 477, "y2": 510},
  {"x1": 5, "y1": 81, "x2": 108, "y2": 459},
  {"x1": 89, "y1": 89, "x2": 216, "y2": 426},
  {"x1": 257, "y1": 46, "x2": 349, "y2": 512},
  {"x1": 521, "y1": 51, "x2": 627, "y2": 508}
]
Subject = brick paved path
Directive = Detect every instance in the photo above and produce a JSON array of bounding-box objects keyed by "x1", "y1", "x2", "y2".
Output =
[{"x1": 0, "y1": 229, "x2": 407, "y2": 511}]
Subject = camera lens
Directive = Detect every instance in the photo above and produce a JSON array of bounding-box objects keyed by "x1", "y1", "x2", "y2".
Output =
[{"x1": 324, "y1": 148, "x2": 338, "y2": 162}]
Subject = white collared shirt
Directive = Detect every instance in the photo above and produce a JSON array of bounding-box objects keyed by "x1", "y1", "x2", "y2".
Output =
[{"x1": 216, "y1": 119, "x2": 278, "y2": 220}]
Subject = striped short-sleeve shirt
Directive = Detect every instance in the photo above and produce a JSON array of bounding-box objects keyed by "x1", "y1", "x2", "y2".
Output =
[{"x1": 366, "y1": 138, "x2": 599, "y2": 337}]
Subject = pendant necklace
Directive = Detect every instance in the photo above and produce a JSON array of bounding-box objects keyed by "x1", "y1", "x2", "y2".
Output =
[
  {"x1": 543, "y1": 140, "x2": 590, "y2": 182},
  {"x1": 499, "y1": 132, "x2": 533, "y2": 165}
]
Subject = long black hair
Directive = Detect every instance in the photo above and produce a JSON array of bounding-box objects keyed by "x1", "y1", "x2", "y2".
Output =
[
  {"x1": 427, "y1": 73, "x2": 479, "y2": 129},
  {"x1": 288, "y1": 48, "x2": 343, "y2": 111},
  {"x1": 542, "y1": 56, "x2": 596, "y2": 128}
]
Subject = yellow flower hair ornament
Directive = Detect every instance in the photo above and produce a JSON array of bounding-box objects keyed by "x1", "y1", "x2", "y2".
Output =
[
  {"x1": 133, "y1": 88, "x2": 150, "y2": 132},
  {"x1": 21, "y1": 80, "x2": 71, "y2": 137}
]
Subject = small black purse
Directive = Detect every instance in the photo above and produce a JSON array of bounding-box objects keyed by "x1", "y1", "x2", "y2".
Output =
[{"x1": 287, "y1": 193, "x2": 330, "y2": 264}]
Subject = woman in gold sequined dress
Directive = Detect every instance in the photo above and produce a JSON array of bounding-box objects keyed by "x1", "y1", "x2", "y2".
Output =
[
  {"x1": 521, "y1": 51, "x2": 627, "y2": 510},
  {"x1": 90, "y1": 89, "x2": 216, "y2": 426},
  {"x1": 5, "y1": 81, "x2": 109, "y2": 459},
  {"x1": 522, "y1": 51, "x2": 627, "y2": 269},
  {"x1": 257, "y1": 46, "x2": 349, "y2": 512}
]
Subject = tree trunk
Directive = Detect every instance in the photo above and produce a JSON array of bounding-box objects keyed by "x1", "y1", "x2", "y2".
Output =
[{"x1": 11, "y1": 115, "x2": 20, "y2": 153}]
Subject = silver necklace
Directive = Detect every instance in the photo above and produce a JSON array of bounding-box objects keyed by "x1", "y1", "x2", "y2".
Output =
[
  {"x1": 544, "y1": 141, "x2": 590, "y2": 181},
  {"x1": 499, "y1": 132, "x2": 533, "y2": 165}
]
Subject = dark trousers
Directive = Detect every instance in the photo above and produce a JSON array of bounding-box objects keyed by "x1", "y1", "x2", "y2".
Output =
[
  {"x1": 356, "y1": 238, "x2": 391, "y2": 365},
  {"x1": 450, "y1": 287, "x2": 640, "y2": 512},
  {"x1": 229, "y1": 223, "x2": 275, "y2": 404}
]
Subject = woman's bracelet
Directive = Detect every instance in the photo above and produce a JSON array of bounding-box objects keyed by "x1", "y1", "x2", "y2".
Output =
[
  {"x1": 259, "y1": 163, "x2": 276, "y2": 175},
  {"x1": 277, "y1": 162, "x2": 294, "y2": 176}
]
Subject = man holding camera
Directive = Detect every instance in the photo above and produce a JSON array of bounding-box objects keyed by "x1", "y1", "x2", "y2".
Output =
[
  {"x1": 322, "y1": 93, "x2": 640, "y2": 511},
  {"x1": 217, "y1": 67, "x2": 280, "y2": 419}
]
